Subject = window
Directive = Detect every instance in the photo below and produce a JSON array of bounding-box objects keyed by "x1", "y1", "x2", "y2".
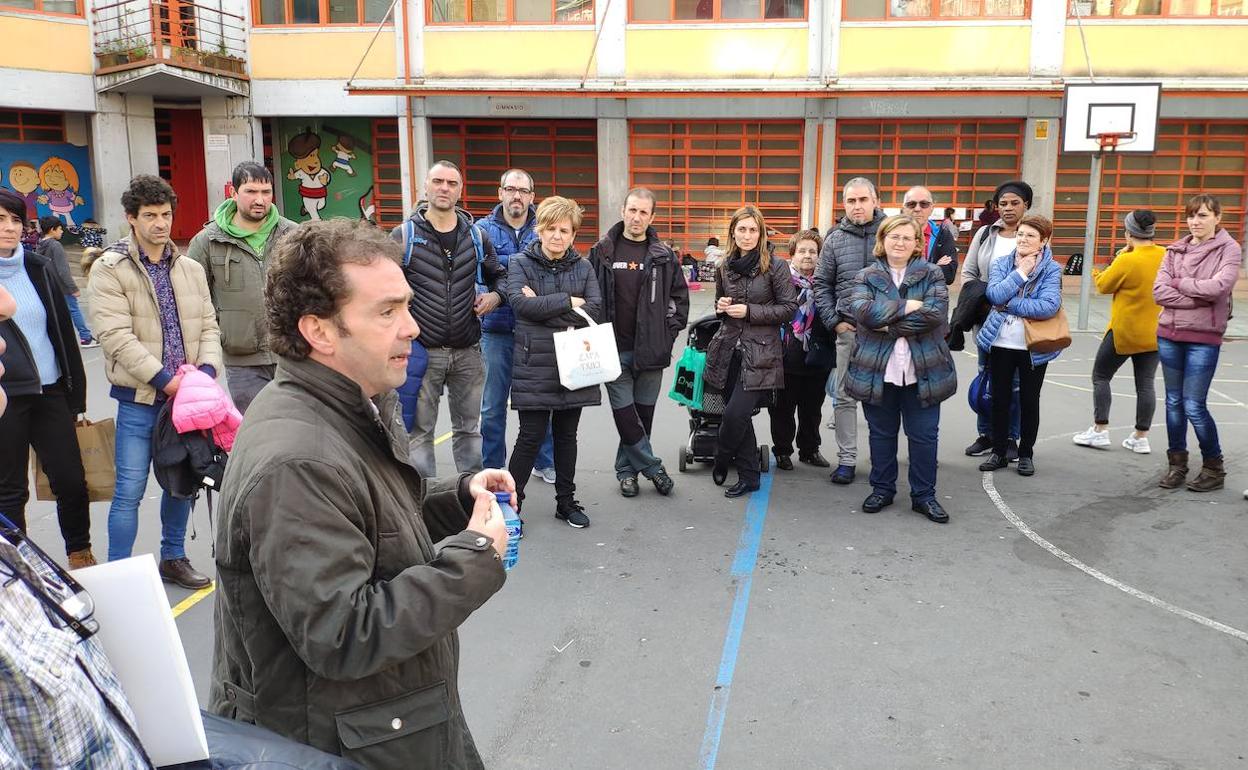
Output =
[
  {"x1": 0, "y1": 110, "x2": 66, "y2": 143},
  {"x1": 631, "y1": 0, "x2": 804, "y2": 20},
  {"x1": 0, "y1": 0, "x2": 80, "y2": 15},
  {"x1": 431, "y1": 119, "x2": 599, "y2": 246},
  {"x1": 1053, "y1": 120, "x2": 1248, "y2": 265},
  {"x1": 254, "y1": 0, "x2": 391, "y2": 25},
  {"x1": 834, "y1": 119, "x2": 1023, "y2": 229},
  {"x1": 844, "y1": 0, "x2": 1027, "y2": 19},
  {"x1": 1069, "y1": 0, "x2": 1246, "y2": 16},
  {"x1": 428, "y1": 0, "x2": 593, "y2": 23},
  {"x1": 629, "y1": 120, "x2": 804, "y2": 255},
  {"x1": 371, "y1": 119, "x2": 404, "y2": 229}
]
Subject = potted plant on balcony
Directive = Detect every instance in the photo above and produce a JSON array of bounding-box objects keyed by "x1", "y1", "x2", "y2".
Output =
[{"x1": 199, "y1": 39, "x2": 246, "y2": 76}]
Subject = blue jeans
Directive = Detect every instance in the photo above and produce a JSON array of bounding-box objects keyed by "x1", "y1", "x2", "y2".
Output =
[
  {"x1": 977, "y1": 346, "x2": 1020, "y2": 441},
  {"x1": 1157, "y1": 338, "x2": 1222, "y2": 458},
  {"x1": 480, "y1": 331, "x2": 553, "y2": 470},
  {"x1": 107, "y1": 400, "x2": 192, "y2": 562},
  {"x1": 65, "y1": 294, "x2": 92, "y2": 342},
  {"x1": 862, "y1": 384, "x2": 940, "y2": 504}
]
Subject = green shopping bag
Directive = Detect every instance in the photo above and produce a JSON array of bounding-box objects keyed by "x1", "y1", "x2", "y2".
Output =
[{"x1": 667, "y1": 346, "x2": 706, "y2": 410}]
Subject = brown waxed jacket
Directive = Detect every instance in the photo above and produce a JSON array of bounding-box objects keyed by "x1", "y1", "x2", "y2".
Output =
[
  {"x1": 209, "y1": 355, "x2": 506, "y2": 768},
  {"x1": 704, "y1": 255, "x2": 798, "y2": 393}
]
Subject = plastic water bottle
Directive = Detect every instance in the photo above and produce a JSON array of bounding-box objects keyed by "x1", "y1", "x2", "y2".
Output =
[{"x1": 497, "y1": 492, "x2": 521, "y2": 571}]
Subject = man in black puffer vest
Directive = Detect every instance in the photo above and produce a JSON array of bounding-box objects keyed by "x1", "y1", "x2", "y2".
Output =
[{"x1": 390, "y1": 161, "x2": 503, "y2": 479}]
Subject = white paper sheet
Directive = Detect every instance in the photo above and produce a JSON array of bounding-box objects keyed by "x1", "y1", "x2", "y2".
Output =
[{"x1": 73, "y1": 555, "x2": 210, "y2": 766}]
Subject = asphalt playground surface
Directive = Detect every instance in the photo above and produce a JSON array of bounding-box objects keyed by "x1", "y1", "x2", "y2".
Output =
[{"x1": 23, "y1": 287, "x2": 1248, "y2": 769}]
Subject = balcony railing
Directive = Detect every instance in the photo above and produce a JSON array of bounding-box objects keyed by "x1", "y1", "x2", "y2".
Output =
[{"x1": 92, "y1": 0, "x2": 248, "y2": 80}]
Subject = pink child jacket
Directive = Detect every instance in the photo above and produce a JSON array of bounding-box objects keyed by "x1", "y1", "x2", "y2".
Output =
[{"x1": 171, "y1": 364, "x2": 242, "y2": 451}]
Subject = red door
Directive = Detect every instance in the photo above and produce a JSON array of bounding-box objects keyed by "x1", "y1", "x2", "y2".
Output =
[{"x1": 155, "y1": 107, "x2": 208, "y2": 242}]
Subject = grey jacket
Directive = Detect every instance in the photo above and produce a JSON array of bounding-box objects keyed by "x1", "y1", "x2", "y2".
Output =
[
  {"x1": 35, "y1": 237, "x2": 76, "y2": 295},
  {"x1": 960, "y1": 219, "x2": 1009, "y2": 287},
  {"x1": 187, "y1": 215, "x2": 298, "y2": 367},
  {"x1": 210, "y1": 356, "x2": 505, "y2": 769},
  {"x1": 814, "y1": 210, "x2": 886, "y2": 329}
]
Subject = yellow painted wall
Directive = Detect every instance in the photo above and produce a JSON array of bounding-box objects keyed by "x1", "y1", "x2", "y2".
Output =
[
  {"x1": 839, "y1": 26, "x2": 1030, "y2": 77},
  {"x1": 625, "y1": 28, "x2": 807, "y2": 79},
  {"x1": 250, "y1": 31, "x2": 396, "y2": 79},
  {"x1": 424, "y1": 30, "x2": 595, "y2": 78},
  {"x1": 1063, "y1": 25, "x2": 1248, "y2": 77},
  {"x1": 0, "y1": 16, "x2": 92, "y2": 74}
]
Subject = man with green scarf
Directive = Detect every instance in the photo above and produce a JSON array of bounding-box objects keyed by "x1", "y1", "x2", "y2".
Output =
[{"x1": 188, "y1": 161, "x2": 298, "y2": 413}]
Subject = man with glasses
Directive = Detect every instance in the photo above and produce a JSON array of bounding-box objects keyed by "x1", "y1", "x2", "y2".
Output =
[
  {"x1": 391, "y1": 161, "x2": 503, "y2": 479},
  {"x1": 814, "y1": 177, "x2": 886, "y2": 486},
  {"x1": 475, "y1": 169, "x2": 556, "y2": 480},
  {"x1": 902, "y1": 185, "x2": 957, "y2": 285}
]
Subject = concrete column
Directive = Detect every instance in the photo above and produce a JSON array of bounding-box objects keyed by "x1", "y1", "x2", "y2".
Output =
[
  {"x1": 596, "y1": 0, "x2": 626, "y2": 81},
  {"x1": 801, "y1": 118, "x2": 820, "y2": 228},
  {"x1": 202, "y1": 95, "x2": 264, "y2": 212},
  {"x1": 90, "y1": 92, "x2": 158, "y2": 236},
  {"x1": 816, "y1": 117, "x2": 837, "y2": 233},
  {"x1": 822, "y1": 0, "x2": 841, "y2": 83},
  {"x1": 1029, "y1": 0, "x2": 1066, "y2": 78},
  {"x1": 399, "y1": 97, "x2": 431, "y2": 211},
  {"x1": 1021, "y1": 117, "x2": 1060, "y2": 218},
  {"x1": 596, "y1": 112, "x2": 629, "y2": 240},
  {"x1": 401, "y1": 0, "x2": 425, "y2": 81}
]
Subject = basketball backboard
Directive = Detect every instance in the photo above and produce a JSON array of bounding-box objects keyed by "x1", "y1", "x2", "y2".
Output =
[{"x1": 1062, "y1": 82, "x2": 1162, "y2": 153}]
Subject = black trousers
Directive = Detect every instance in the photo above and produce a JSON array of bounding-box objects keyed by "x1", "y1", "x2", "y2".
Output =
[
  {"x1": 509, "y1": 408, "x2": 583, "y2": 509},
  {"x1": 717, "y1": 361, "x2": 766, "y2": 485},
  {"x1": 769, "y1": 369, "x2": 829, "y2": 457},
  {"x1": 989, "y1": 347, "x2": 1048, "y2": 459},
  {"x1": 0, "y1": 386, "x2": 92, "y2": 554}
]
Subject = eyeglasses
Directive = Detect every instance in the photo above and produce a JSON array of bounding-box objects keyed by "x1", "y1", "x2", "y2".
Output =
[
  {"x1": 0, "y1": 526, "x2": 99, "y2": 642},
  {"x1": 903, "y1": 200, "x2": 933, "y2": 209},
  {"x1": 885, "y1": 234, "x2": 917, "y2": 243},
  {"x1": 501, "y1": 186, "x2": 534, "y2": 196}
]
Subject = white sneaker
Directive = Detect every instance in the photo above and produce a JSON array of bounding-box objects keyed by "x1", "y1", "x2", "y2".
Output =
[
  {"x1": 1122, "y1": 435, "x2": 1151, "y2": 454},
  {"x1": 532, "y1": 467, "x2": 557, "y2": 484},
  {"x1": 1072, "y1": 426, "x2": 1111, "y2": 448}
]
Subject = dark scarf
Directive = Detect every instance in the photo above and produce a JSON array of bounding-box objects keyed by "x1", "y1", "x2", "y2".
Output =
[{"x1": 727, "y1": 247, "x2": 760, "y2": 277}]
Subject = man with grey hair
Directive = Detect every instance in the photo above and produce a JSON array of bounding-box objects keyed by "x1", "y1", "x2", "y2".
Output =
[
  {"x1": 902, "y1": 185, "x2": 958, "y2": 284},
  {"x1": 391, "y1": 160, "x2": 503, "y2": 478},
  {"x1": 814, "y1": 177, "x2": 885, "y2": 486}
]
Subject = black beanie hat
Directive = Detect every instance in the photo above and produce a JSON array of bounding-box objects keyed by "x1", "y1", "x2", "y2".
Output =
[{"x1": 993, "y1": 180, "x2": 1034, "y2": 208}]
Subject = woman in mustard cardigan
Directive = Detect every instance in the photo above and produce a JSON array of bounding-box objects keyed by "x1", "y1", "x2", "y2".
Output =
[{"x1": 1072, "y1": 210, "x2": 1164, "y2": 453}]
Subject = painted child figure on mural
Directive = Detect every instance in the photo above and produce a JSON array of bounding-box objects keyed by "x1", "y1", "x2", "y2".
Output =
[
  {"x1": 7, "y1": 162, "x2": 41, "y2": 222},
  {"x1": 285, "y1": 128, "x2": 331, "y2": 221},
  {"x1": 36, "y1": 157, "x2": 85, "y2": 226},
  {"x1": 330, "y1": 134, "x2": 358, "y2": 177}
]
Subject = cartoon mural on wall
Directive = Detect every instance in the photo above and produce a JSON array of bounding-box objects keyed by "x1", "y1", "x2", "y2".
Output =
[
  {"x1": 278, "y1": 119, "x2": 374, "y2": 224},
  {"x1": 1, "y1": 143, "x2": 94, "y2": 227}
]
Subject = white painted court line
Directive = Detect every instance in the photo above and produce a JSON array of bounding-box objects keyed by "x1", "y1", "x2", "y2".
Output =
[{"x1": 982, "y1": 473, "x2": 1248, "y2": 645}]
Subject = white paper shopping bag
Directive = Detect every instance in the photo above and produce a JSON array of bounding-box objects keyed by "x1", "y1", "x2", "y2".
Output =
[
  {"x1": 553, "y1": 307, "x2": 622, "y2": 390},
  {"x1": 72, "y1": 555, "x2": 210, "y2": 766}
]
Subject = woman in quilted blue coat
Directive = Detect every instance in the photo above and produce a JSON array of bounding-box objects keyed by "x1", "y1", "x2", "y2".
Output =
[{"x1": 838, "y1": 214, "x2": 955, "y2": 524}]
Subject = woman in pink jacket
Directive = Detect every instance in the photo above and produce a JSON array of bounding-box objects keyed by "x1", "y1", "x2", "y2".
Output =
[{"x1": 1152, "y1": 194, "x2": 1242, "y2": 492}]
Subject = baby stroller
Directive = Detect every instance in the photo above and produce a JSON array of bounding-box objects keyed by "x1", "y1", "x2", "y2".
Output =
[{"x1": 675, "y1": 315, "x2": 770, "y2": 474}]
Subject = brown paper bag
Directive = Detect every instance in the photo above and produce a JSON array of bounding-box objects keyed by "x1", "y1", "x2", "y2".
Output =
[{"x1": 32, "y1": 417, "x2": 117, "y2": 503}]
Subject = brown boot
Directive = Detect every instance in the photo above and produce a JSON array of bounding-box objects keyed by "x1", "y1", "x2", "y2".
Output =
[
  {"x1": 159, "y1": 558, "x2": 212, "y2": 590},
  {"x1": 1186, "y1": 456, "x2": 1225, "y2": 492},
  {"x1": 67, "y1": 548, "x2": 97, "y2": 570},
  {"x1": 1158, "y1": 450, "x2": 1188, "y2": 489}
]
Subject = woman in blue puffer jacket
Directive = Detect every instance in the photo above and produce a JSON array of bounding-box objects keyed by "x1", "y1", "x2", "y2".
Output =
[{"x1": 976, "y1": 214, "x2": 1064, "y2": 477}]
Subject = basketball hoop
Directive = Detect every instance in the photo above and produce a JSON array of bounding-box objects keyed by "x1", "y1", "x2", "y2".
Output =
[{"x1": 1096, "y1": 132, "x2": 1137, "y2": 152}]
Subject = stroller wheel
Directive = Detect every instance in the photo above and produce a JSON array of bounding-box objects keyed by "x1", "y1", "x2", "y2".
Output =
[
  {"x1": 759, "y1": 445, "x2": 770, "y2": 473},
  {"x1": 678, "y1": 446, "x2": 689, "y2": 473}
]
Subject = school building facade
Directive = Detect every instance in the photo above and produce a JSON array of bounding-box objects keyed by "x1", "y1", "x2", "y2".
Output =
[{"x1": 2, "y1": 0, "x2": 1247, "y2": 261}]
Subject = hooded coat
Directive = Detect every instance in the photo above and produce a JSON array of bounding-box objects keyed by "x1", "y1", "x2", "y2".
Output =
[
  {"x1": 1153, "y1": 228, "x2": 1242, "y2": 346},
  {"x1": 504, "y1": 241, "x2": 604, "y2": 411},
  {"x1": 814, "y1": 210, "x2": 887, "y2": 329},
  {"x1": 976, "y1": 245, "x2": 1065, "y2": 367}
]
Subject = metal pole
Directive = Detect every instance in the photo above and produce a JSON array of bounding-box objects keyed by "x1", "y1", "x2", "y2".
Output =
[{"x1": 1077, "y1": 150, "x2": 1104, "y2": 331}]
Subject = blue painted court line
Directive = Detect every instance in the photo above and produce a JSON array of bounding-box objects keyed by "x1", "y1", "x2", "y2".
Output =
[{"x1": 698, "y1": 473, "x2": 774, "y2": 769}]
